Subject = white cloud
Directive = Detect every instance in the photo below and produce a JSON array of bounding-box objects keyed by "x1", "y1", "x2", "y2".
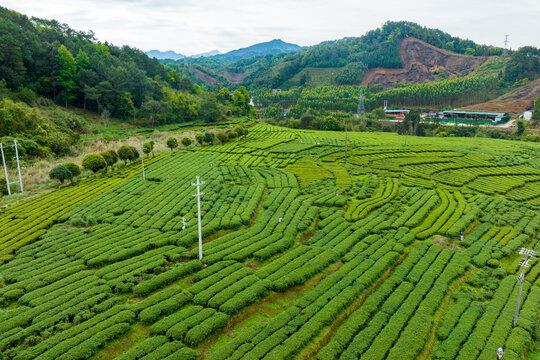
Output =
[{"x1": 2, "y1": 0, "x2": 539, "y2": 54}]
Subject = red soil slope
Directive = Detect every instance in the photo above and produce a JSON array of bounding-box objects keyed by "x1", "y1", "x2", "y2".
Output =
[{"x1": 362, "y1": 38, "x2": 488, "y2": 88}]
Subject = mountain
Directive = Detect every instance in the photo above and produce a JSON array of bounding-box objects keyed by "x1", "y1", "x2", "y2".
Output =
[
  {"x1": 146, "y1": 50, "x2": 185, "y2": 60},
  {"x1": 191, "y1": 50, "x2": 221, "y2": 58},
  {"x1": 215, "y1": 39, "x2": 303, "y2": 61}
]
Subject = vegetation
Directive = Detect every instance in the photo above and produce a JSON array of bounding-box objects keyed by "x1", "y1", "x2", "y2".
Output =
[
  {"x1": 82, "y1": 153, "x2": 107, "y2": 173},
  {"x1": 0, "y1": 124, "x2": 539, "y2": 360}
]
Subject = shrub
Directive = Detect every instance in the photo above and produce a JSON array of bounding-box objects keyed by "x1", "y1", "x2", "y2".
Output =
[
  {"x1": 143, "y1": 142, "x2": 152, "y2": 156},
  {"x1": 215, "y1": 131, "x2": 228, "y2": 144},
  {"x1": 49, "y1": 165, "x2": 72, "y2": 184},
  {"x1": 195, "y1": 133, "x2": 205, "y2": 145},
  {"x1": 166, "y1": 137, "x2": 178, "y2": 151},
  {"x1": 118, "y1": 145, "x2": 134, "y2": 164},
  {"x1": 81, "y1": 153, "x2": 107, "y2": 174},
  {"x1": 100, "y1": 151, "x2": 114, "y2": 168},
  {"x1": 181, "y1": 137, "x2": 192, "y2": 147},
  {"x1": 234, "y1": 125, "x2": 247, "y2": 136},
  {"x1": 129, "y1": 146, "x2": 139, "y2": 161},
  {"x1": 62, "y1": 162, "x2": 80, "y2": 177},
  {"x1": 204, "y1": 132, "x2": 214, "y2": 144}
]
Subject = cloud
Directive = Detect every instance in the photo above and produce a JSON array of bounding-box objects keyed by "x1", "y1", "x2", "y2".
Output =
[{"x1": 1, "y1": 0, "x2": 538, "y2": 54}]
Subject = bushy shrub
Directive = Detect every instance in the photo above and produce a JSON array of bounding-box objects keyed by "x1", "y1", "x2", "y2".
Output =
[
  {"x1": 82, "y1": 153, "x2": 107, "y2": 173},
  {"x1": 195, "y1": 133, "x2": 205, "y2": 145},
  {"x1": 118, "y1": 145, "x2": 134, "y2": 164},
  {"x1": 181, "y1": 137, "x2": 192, "y2": 147},
  {"x1": 62, "y1": 162, "x2": 80, "y2": 177},
  {"x1": 49, "y1": 165, "x2": 72, "y2": 184},
  {"x1": 204, "y1": 132, "x2": 214, "y2": 144},
  {"x1": 166, "y1": 137, "x2": 178, "y2": 151}
]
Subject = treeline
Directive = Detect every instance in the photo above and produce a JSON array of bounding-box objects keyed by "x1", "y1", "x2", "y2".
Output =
[{"x1": 255, "y1": 76, "x2": 498, "y2": 116}]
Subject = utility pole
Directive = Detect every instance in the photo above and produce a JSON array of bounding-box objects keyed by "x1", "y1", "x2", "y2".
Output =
[
  {"x1": 344, "y1": 118, "x2": 348, "y2": 165},
  {"x1": 504, "y1": 35, "x2": 510, "y2": 55},
  {"x1": 0, "y1": 143, "x2": 11, "y2": 196},
  {"x1": 13, "y1": 140, "x2": 23, "y2": 193},
  {"x1": 192, "y1": 176, "x2": 205, "y2": 260},
  {"x1": 138, "y1": 139, "x2": 145, "y2": 180},
  {"x1": 513, "y1": 248, "x2": 536, "y2": 327}
]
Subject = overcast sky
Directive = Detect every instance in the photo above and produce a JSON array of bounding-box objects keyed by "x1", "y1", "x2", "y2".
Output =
[{"x1": 3, "y1": 0, "x2": 539, "y2": 55}]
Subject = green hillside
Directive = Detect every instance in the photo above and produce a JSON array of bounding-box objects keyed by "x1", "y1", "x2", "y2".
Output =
[{"x1": 0, "y1": 124, "x2": 539, "y2": 359}]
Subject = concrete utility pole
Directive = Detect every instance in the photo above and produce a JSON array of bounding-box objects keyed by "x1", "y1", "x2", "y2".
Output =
[
  {"x1": 0, "y1": 143, "x2": 11, "y2": 196},
  {"x1": 513, "y1": 248, "x2": 536, "y2": 327},
  {"x1": 139, "y1": 139, "x2": 146, "y2": 180},
  {"x1": 192, "y1": 176, "x2": 205, "y2": 260},
  {"x1": 344, "y1": 119, "x2": 348, "y2": 165},
  {"x1": 13, "y1": 140, "x2": 23, "y2": 193}
]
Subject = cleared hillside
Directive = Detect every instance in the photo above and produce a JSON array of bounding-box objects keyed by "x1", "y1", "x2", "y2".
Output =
[
  {"x1": 460, "y1": 78, "x2": 540, "y2": 113},
  {"x1": 362, "y1": 38, "x2": 488, "y2": 88}
]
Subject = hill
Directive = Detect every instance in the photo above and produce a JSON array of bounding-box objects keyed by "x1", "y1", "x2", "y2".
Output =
[
  {"x1": 0, "y1": 123, "x2": 539, "y2": 359},
  {"x1": 460, "y1": 78, "x2": 540, "y2": 113},
  {"x1": 361, "y1": 37, "x2": 487, "y2": 88},
  {"x1": 214, "y1": 39, "x2": 303, "y2": 61},
  {"x1": 146, "y1": 50, "x2": 186, "y2": 60}
]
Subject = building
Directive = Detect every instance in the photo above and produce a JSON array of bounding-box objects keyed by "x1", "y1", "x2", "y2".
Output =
[
  {"x1": 425, "y1": 110, "x2": 509, "y2": 125},
  {"x1": 385, "y1": 109, "x2": 409, "y2": 120}
]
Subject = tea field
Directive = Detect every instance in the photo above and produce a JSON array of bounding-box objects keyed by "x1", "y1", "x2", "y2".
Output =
[{"x1": 0, "y1": 123, "x2": 539, "y2": 360}]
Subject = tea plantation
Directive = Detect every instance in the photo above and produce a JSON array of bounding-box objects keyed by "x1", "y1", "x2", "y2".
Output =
[{"x1": 0, "y1": 123, "x2": 539, "y2": 360}]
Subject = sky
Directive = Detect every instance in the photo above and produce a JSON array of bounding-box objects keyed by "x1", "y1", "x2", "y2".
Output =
[{"x1": 2, "y1": 0, "x2": 539, "y2": 55}]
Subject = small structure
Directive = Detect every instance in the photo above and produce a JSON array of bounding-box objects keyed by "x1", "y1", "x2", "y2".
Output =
[
  {"x1": 385, "y1": 109, "x2": 410, "y2": 120},
  {"x1": 271, "y1": 89, "x2": 282, "y2": 93},
  {"x1": 426, "y1": 110, "x2": 509, "y2": 125},
  {"x1": 523, "y1": 111, "x2": 532, "y2": 121}
]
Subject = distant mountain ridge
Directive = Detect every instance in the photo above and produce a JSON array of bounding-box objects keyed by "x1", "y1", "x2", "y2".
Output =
[
  {"x1": 214, "y1": 39, "x2": 304, "y2": 61},
  {"x1": 146, "y1": 49, "x2": 185, "y2": 60},
  {"x1": 147, "y1": 39, "x2": 302, "y2": 61}
]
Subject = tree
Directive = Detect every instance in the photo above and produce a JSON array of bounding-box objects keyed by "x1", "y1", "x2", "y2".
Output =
[
  {"x1": 204, "y1": 132, "x2": 214, "y2": 145},
  {"x1": 106, "y1": 150, "x2": 118, "y2": 165},
  {"x1": 75, "y1": 49, "x2": 91, "y2": 70},
  {"x1": 181, "y1": 137, "x2": 192, "y2": 147},
  {"x1": 82, "y1": 153, "x2": 107, "y2": 174},
  {"x1": 232, "y1": 86, "x2": 251, "y2": 115},
  {"x1": 49, "y1": 165, "x2": 72, "y2": 184},
  {"x1": 129, "y1": 146, "x2": 139, "y2": 161},
  {"x1": 215, "y1": 131, "x2": 228, "y2": 144},
  {"x1": 101, "y1": 108, "x2": 111, "y2": 128},
  {"x1": 195, "y1": 133, "x2": 205, "y2": 145},
  {"x1": 234, "y1": 125, "x2": 247, "y2": 137},
  {"x1": 141, "y1": 99, "x2": 165, "y2": 128},
  {"x1": 532, "y1": 96, "x2": 540, "y2": 126},
  {"x1": 515, "y1": 120, "x2": 525, "y2": 137},
  {"x1": 217, "y1": 88, "x2": 232, "y2": 103},
  {"x1": 56, "y1": 45, "x2": 78, "y2": 107},
  {"x1": 404, "y1": 109, "x2": 421, "y2": 135},
  {"x1": 199, "y1": 96, "x2": 222, "y2": 123},
  {"x1": 321, "y1": 116, "x2": 342, "y2": 131},
  {"x1": 100, "y1": 151, "x2": 115, "y2": 170},
  {"x1": 63, "y1": 162, "x2": 81, "y2": 178},
  {"x1": 166, "y1": 137, "x2": 178, "y2": 151},
  {"x1": 118, "y1": 145, "x2": 134, "y2": 164},
  {"x1": 143, "y1": 142, "x2": 152, "y2": 157}
]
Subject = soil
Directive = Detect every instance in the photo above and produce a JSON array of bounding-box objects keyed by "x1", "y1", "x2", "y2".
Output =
[
  {"x1": 362, "y1": 37, "x2": 488, "y2": 88},
  {"x1": 460, "y1": 78, "x2": 540, "y2": 113}
]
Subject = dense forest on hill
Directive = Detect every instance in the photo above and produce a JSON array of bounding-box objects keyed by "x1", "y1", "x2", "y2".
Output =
[
  {"x1": 0, "y1": 7, "x2": 255, "y2": 160},
  {"x1": 164, "y1": 21, "x2": 506, "y2": 90}
]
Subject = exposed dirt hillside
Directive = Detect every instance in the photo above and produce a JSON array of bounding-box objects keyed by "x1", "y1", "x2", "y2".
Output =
[
  {"x1": 362, "y1": 38, "x2": 488, "y2": 88},
  {"x1": 460, "y1": 79, "x2": 540, "y2": 113}
]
